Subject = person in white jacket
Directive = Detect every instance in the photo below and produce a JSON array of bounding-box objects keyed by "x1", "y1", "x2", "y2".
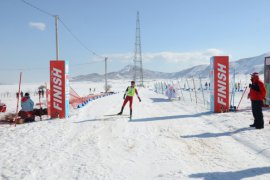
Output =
[{"x1": 165, "y1": 85, "x2": 176, "y2": 100}]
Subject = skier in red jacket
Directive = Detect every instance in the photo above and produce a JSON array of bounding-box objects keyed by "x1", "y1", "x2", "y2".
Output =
[
  {"x1": 248, "y1": 72, "x2": 266, "y2": 129},
  {"x1": 118, "y1": 81, "x2": 141, "y2": 119}
]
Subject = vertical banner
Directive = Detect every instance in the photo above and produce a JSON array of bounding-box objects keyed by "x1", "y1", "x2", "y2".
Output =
[
  {"x1": 264, "y1": 57, "x2": 270, "y2": 105},
  {"x1": 50, "y1": 60, "x2": 69, "y2": 119},
  {"x1": 210, "y1": 57, "x2": 215, "y2": 112},
  {"x1": 65, "y1": 61, "x2": 70, "y2": 118},
  {"x1": 46, "y1": 88, "x2": 51, "y2": 117},
  {"x1": 210, "y1": 56, "x2": 229, "y2": 113}
]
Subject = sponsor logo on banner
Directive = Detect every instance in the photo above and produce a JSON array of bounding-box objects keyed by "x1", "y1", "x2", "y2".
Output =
[
  {"x1": 214, "y1": 56, "x2": 229, "y2": 112},
  {"x1": 210, "y1": 56, "x2": 229, "y2": 112},
  {"x1": 46, "y1": 88, "x2": 51, "y2": 117},
  {"x1": 50, "y1": 60, "x2": 69, "y2": 118},
  {"x1": 210, "y1": 57, "x2": 215, "y2": 112},
  {"x1": 65, "y1": 61, "x2": 69, "y2": 118}
]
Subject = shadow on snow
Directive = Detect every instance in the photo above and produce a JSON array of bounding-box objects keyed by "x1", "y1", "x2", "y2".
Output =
[
  {"x1": 131, "y1": 111, "x2": 211, "y2": 122},
  {"x1": 181, "y1": 127, "x2": 252, "y2": 139},
  {"x1": 189, "y1": 166, "x2": 270, "y2": 180},
  {"x1": 150, "y1": 98, "x2": 173, "y2": 103},
  {"x1": 74, "y1": 118, "x2": 115, "y2": 123}
]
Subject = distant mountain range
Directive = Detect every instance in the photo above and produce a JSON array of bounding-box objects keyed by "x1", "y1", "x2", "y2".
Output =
[
  {"x1": 71, "y1": 65, "x2": 173, "y2": 82},
  {"x1": 71, "y1": 52, "x2": 270, "y2": 82}
]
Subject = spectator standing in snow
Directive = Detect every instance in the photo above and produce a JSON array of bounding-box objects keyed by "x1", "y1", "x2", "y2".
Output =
[
  {"x1": 235, "y1": 83, "x2": 238, "y2": 91},
  {"x1": 205, "y1": 82, "x2": 208, "y2": 90},
  {"x1": 38, "y1": 89, "x2": 42, "y2": 97},
  {"x1": 41, "y1": 89, "x2": 45, "y2": 98},
  {"x1": 165, "y1": 85, "x2": 176, "y2": 100},
  {"x1": 248, "y1": 72, "x2": 266, "y2": 129},
  {"x1": 118, "y1": 81, "x2": 141, "y2": 119}
]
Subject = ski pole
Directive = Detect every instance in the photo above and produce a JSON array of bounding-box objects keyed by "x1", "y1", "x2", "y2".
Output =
[
  {"x1": 177, "y1": 79, "x2": 185, "y2": 101},
  {"x1": 186, "y1": 78, "x2": 192, "y2": 102},
  {"x1": 39, "y1": 88, "x2": 42, "y2": 120},
  {"x1": 192, "y1": 77, "x2": 197, "y2": 104},
  {"x1": 199, "y1": 77, "x2": 205, "y2": 105},
  {"x1": 14, "y1": 72, "x2": 22, "y2": 126},
  {"x1": 236, "y1": 86, "x2": 247, "y2": 111}
]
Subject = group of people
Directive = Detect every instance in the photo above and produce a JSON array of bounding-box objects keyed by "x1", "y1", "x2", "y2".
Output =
[
  {"x1": 17, "y1": 82, "x2": 141, "y2": 121},
  {"x1": 204, "y1": 82, "x2": 211, "y2": 90},
  {"x1": 89, "y1": 88, "x2": 96, "y2": 94},
  {"x1": 235, "y1": 82, "x2": 242, "y2": 92},
  {"x1": 3, "y1": 73, "x2": 268, "y2": 126},
  {"x1": 118, "y1": 73, "x2": 267, "y2": 128},
  {"x1": 15, "y1": 87, "x2": 46, "y2": 122},
  {"x1": 16, "y1": 91, "x2": 24, "y2": 99}
]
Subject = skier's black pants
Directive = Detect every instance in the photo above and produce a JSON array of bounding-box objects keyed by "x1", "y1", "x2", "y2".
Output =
[{"x1": 251, "y1": 100, "x2": 264, "y2": 127}]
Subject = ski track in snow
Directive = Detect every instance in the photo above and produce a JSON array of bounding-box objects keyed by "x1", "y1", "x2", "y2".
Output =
[{"x1": 1, "y1": 87, "x2": 270, "y2": 180}]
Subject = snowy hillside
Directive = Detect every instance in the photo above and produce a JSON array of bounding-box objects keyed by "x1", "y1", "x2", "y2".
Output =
[
  {"x1": 71, "y1": 65, "x2": 172, "y2": 82},
  {"x1": 71, "y1": 52, "x2": 270, "y2": 82},
  {"x1": 0, "y1": 81, "x2": 270, "y2": 179},
  {"x1": 172, "y1": 52, "x2": 270, "y2": 78},
  {"x1": 172, "y1": 65, "x2": 210, "y2": 78},
  {"x1": 232, "y1": 53, "x2": 270, "y2": 74}
]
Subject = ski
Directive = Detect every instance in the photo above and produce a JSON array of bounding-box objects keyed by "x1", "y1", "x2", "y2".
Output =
[
  {"x1": 104, "y1": 114, "x2": 129, "y2": 117},
  {"x1": 103, "y1": 114, "x2": 132, "y2": 121}
]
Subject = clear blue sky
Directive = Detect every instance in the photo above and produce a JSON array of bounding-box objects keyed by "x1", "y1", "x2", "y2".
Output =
[{"x1": 1, "y1": 0, "x2": 270, "y2": 83}]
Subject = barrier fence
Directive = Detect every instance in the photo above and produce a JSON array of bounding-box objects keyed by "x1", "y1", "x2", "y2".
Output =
[{"x1": 153, "y1": 77, "x2": 249, "y2": 111}]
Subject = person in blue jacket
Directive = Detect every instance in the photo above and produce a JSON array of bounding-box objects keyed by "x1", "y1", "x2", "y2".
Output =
[{"x1": 19, "y1": 92, "x2": 35, "y2": 122}]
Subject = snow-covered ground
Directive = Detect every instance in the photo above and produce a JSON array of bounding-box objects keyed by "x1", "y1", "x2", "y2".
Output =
[{"x1": 0, "y1": 80, "x2": 270, "y2": 180}]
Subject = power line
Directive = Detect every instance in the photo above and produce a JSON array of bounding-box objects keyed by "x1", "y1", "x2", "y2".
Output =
[
  {"x1": 21, "y1": 0, "x2": 54, "y2": 17},
  {"x1": 71, "y1": 60, "x2": 104, "y2": 67},
  {"x1": 58, "y1": 18, "x2": 104, "y2": 59},
  {"x1": 0, "y1": 61, "x2": 104, "y2": 71},
  {"x1": 21, "y1": 0, "x2": 104, "y2": 59},
  {"x1": 0, "y1": 67, "x2": 48, "y2": 72}
]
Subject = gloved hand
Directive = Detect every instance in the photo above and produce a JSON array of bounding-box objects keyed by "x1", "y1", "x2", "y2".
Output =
[
  {"x1": 123, "y1": 95, "x2": 126, "y2": 100},
  {"x1": 249, "y1": 84, "x2": 260, "y2": 92},
  {"x1": 249, "y1": 84, "x2": 252, "y2": 88},
  {"x1": 138, "y1": 97, "x2": 141, "y2": 102}
]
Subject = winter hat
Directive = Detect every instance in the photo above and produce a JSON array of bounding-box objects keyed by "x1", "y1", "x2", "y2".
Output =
[
  {"x1": 24, "y1": 92, "x2": 30, "y2": 97},
  {"x1": 250, "y1": 72, "x2": 259, "y2": 77}
]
